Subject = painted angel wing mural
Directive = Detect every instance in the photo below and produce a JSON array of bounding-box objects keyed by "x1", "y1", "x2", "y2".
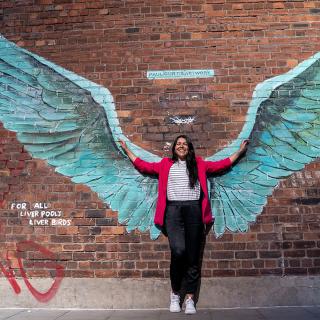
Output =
[
  {"x1": 207, "y1": 52, "x2": 320, "y2": 237},
  {"x1": 0, "y1": 35, "x2": 162, "y2": 239},
  {"x1": 1, "y1": 34, "x2": 320, "y2": 240}
]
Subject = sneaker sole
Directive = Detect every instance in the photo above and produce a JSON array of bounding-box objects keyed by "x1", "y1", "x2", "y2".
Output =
[{"x1": 185, "y1": 310, "x2": 196, "y2": 314}]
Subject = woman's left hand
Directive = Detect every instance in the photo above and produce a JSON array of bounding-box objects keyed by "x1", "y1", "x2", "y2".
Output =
[
  {"x1": 239, "y1": 139, "x2": 249, "y2": 154},
  {"x1": 229, "y1": 140, "x2": 249, "y2": 164}
]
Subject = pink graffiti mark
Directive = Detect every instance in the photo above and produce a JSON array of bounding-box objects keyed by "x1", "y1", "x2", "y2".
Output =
[
  {"x1": 0, "y1": 200, "x2": 6, "y2": 210},
  {"x1": 0, "y1": 221, "x2": 17, "y2": 292},
  {"x1": 0, "y1": 250, "x2": 21, "y2": 294},
  {"x1": 0, "y1": 217, "x2": 3, "y2": 232},
  {"x1": 0, "y1": 240, "x2": 64, "y2": 303}
]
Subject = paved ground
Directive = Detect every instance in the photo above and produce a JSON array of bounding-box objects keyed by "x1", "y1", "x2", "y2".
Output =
[{"x1": 0, "y1": 307, "x2": 320, "y2": 320}]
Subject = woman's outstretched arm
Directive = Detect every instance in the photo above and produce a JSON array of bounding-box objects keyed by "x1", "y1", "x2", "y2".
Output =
[
  {"x1": 119, "y1": 140, "x2": 137, "y2": 163},
  {"x1": 205, "y1": 140, "x2": 249, "y2": 173},
  {"x1": 119, "y1": 139, "x2": 161, "y2": 175},
  {"x1": 229, "y1": 140, "x2": 249, "y2": 164}
]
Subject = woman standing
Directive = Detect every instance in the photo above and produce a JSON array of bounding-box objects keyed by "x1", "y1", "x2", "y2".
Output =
[{"x1": 120, "y1": 135, "x2": 248, "y2": 314}]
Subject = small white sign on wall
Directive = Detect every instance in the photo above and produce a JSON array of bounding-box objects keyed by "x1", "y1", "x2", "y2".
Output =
[{"x1": 147, "y1": 69, "x2": 215, "y2": 79}]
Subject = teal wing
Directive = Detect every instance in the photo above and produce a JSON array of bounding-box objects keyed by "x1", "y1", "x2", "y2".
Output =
[
  {"x1": 0, "y1": 35, "x2": 162, "y2": 239},
  {"x1": 206, "y1": 52, "x2": 320, "y2": 237}
]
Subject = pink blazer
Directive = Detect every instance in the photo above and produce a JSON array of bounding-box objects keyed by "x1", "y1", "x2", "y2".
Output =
[{"x1": 133, "y1": 156, "x2": 232, "y2": 228}]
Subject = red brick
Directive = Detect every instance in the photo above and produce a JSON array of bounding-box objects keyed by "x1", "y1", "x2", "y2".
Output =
[{"x1": 235, "y1": 251, "x2": 257, "y2": 259}]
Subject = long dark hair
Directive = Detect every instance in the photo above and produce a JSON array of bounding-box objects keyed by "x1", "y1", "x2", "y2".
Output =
[{"x1": 171, "y1": 135, "x2": 198, "y2": 189}]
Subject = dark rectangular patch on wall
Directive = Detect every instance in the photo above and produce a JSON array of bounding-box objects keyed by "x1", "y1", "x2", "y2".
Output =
[
  {"x1": 126, "y1": 27, "x2": 139, "y2": 33},
  {"x1": 310, "y1": 8, "x2": 320, "y2": 14},
  {"x1": 167, "y1": 13, "x2": 183, "y2": 18},
  {"x1": 292, "y1": 23, "x2": 309, "y2": 28},
  {"x1": 294, "y1": 198, "x2": 320, "y2": 205}
]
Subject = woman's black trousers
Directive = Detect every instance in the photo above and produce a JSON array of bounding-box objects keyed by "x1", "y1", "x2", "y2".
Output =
[{"x1": 164, "y1": 200, "x2": 204, "y2": 294}]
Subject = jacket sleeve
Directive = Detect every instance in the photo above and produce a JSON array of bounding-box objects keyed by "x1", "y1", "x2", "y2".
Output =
[
  {"x1": 133, "y1": 157, "x2": 161, "y2": 175},
  {"x1": 205, "y1": 157, "x2": 232, "y2": 174}
]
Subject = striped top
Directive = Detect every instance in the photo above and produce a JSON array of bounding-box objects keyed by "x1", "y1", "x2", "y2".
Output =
[{"x1": 167, "y1": 159, "x2": 201, "y2": 201}]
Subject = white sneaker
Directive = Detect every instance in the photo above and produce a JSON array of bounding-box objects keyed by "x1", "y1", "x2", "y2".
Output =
[
  {"x1": 185, "y1": 297, "x2": 196, "y2": 314},
  {"x1": 169, "y1": 292, "x2": 181, "y2": 312}
]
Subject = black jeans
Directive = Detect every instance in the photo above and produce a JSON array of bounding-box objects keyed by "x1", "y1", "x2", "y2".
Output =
[{"x1": 164, "y1": 200, "x2": 204, "y2": 294}]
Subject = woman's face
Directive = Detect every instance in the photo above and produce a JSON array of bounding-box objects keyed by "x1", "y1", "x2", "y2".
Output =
[{"x1": 174, "y1": 137, "x2": 189, "y2": 160}]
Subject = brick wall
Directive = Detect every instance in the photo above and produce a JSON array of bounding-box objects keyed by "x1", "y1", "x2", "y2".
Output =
[{"x1": 0, "y1": 0, "x2": 320, "y2": 282}]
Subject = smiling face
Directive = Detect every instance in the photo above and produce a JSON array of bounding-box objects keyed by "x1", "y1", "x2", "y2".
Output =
[{"x1": 174, "y1": 137, "x2": 189, "y2": 160}]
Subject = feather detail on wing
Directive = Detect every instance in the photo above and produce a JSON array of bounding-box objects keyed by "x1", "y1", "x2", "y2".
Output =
[
  {"x1": 0, "y1": 35, "x2": 161, "y2": 239},
  {"x1": 206, "y1": 52, "x2": 320, "y2": 237}
]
